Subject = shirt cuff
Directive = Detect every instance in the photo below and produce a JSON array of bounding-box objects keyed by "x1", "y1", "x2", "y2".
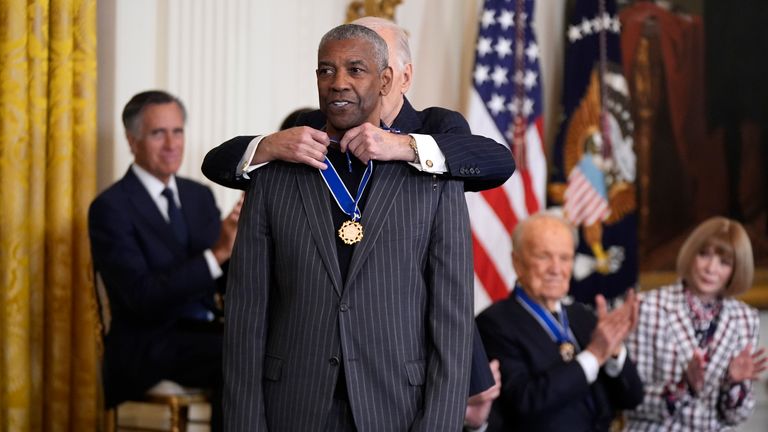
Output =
[
  {"x1": 603, "y1": 345, "x2": 627, "y2": 377},
  {"x1": 576, "y1": 350, "x2": 599, "y2": 384},
  {"x1": 203, "y1": 249, "x2": 224, "y2": 279},
  {"x1": 406, "y1": 133, "x2": 447, "y2": 173},
  {"x1": 239, "y1": 135, "x2": 269, "y2": 179}
]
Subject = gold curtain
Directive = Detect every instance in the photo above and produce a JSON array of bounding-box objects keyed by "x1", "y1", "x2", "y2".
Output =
[{"x1": 0, "y1": 0, "x2": 98, "y2": 431}]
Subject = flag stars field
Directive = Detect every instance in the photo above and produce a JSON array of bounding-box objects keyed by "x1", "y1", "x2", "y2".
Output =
[{"x1": 468, "y1": 0, "x2": 547, "y2": 309}]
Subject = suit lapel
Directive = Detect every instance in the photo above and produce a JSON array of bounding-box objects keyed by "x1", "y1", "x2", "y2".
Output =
[
  {"x1": 665, "y1": 287, "x2": 699, "y2": 374},
  {"x1": 702, "y1": 301, "x2": 734, "y2": 394},
  {"x1": 176, "y1": 179, "x2": 202, "y2": 249},
  {"x1": 516, "y1": 299, "x2": 564, "y2": 358},
  {"x1": 297, "y1": 169, "x2": 343, "y2": 296},
  {"x1": 344, "y1": 163, "x2": 406, "y2": 289},
  {"x1": 390, "y1": 98, "x2": 423, "y2": 133},
  {"x1": 123, "y1": 169, "x2": 182, "y2": 252}
]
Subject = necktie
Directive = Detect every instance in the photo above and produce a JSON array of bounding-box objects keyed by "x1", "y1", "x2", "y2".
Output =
[{"x1": 161, "y1": 188, "x2": 188, "y2": 247}]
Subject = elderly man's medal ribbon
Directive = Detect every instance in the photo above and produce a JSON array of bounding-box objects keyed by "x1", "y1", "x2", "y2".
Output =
[
  {"x1": 319, "y1": 156, "x2": 373, "y2": 245},
  {"x1": 515, "y1": 287, "x2": 579, "y2": 362}
]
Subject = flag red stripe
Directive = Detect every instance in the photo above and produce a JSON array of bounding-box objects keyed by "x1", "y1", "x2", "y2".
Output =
[
  {"x1": 480, "y1": 187, "x2": 518, "y2": 236},
  {"x1": 520, "y1": 168, "x2": 540, "y2": 215},
  {"x1": 472, "y1": 234, "x2": 510, "y2": 302}
]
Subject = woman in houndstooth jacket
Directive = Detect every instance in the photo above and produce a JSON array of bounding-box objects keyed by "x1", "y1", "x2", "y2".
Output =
[{"x1": 625, "y1": 217, "x2": 767, "y2": 431}]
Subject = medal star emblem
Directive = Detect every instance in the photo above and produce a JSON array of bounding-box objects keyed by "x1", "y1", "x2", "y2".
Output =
[
  {"x1": 338, "y1": 220, "x2": 364, "y2": 245},
  {"x1": 560, "y1": 342, "x2": 575, "y2": 362}
]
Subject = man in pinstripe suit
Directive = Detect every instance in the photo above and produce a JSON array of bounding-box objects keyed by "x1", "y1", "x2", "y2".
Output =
[
  {"x1": 223, "y1": 24, "x2": 473, "y2": 431},
  {"x1": 202, "y1": 17, "x2": 506, "y2": 414}
]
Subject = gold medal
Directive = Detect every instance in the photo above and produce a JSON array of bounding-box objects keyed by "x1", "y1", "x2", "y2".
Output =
[
  {"x1": 338, "y1": 220, "x2": 364, "y2": 245},
  {"x1": 559, "y1": 342, "x2": 575, "y2": 362}
]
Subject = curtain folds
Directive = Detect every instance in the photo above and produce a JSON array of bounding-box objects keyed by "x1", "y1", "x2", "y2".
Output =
[{"x1": 0, "y1": 0, "x2": 98, "y2": 431}]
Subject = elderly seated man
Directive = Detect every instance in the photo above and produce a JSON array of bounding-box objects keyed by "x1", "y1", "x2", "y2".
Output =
[{"x1": 476, "y1": 211, "x2": 644, "y2": 432}]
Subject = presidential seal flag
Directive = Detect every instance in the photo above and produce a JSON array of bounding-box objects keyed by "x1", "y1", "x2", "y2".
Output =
[
  {"x1": 467, "y1": 0, "x2": 547, "y2": 313},
  {"x1": 549, "y1": 0, "x2": 638, "y2": 303}
]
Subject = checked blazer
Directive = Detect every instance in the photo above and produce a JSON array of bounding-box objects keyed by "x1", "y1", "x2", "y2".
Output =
[
  {"x1": 625, "y1": 283, "x2": 760, "y2": 431},
  {"x1": 223, "y1": 158, "x2": 474, "y2": 431}
]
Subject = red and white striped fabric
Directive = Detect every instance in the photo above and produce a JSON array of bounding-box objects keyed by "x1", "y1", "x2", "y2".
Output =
[
  {"x1": 467, "y1": 0, "x2": 547, "y2": 314},
  {"x1": 564, "y1": 159, "x2": 611, "y2": 226}
]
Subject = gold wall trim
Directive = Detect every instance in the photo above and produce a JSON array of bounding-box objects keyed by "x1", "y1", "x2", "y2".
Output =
[
  {"x1": 639, "y1": 270, "x2": 768, "y2": 309},
  {"x1": 346, "y1": 0, "x2": 402, "y2": 22}
]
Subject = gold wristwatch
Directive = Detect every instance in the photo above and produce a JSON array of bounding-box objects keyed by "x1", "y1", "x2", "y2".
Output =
[{"x1": 407, "y1": 135, "x2": 419, "y2": 163}]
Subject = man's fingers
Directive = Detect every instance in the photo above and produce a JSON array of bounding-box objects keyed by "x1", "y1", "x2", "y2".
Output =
[
  {"x1": 595, "y1": 294, "x2": 608, "y2": 319},
  {"x1": 301, "y1": 156, "x2": 328, "y2": 170},
  {"x1": 339, "y1": 125, "x2": 365, "y2": 153}
]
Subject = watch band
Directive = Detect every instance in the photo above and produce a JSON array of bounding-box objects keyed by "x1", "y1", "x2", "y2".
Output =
[{"x1": 407, "y1": 135, "x2": 419, "y2": 163}]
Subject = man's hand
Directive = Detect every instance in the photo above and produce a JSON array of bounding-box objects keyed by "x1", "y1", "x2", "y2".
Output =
[
  {"x1": 728, "y1": 344, "x2": 768, "y2": 383},
  {"x1": 586, "y1": 290, "x2": 638, "y2": 365},
  {"x1": 339, "y1": 123, "x2": 415, "y2": 164},
  {"x1": 252, "y1": 126, "x2": 330, "y2": 169},
  {"x1": 212, "y1": 194, "x2": 243, "y2": 264},
  {"x1": 464, "y1": 359, "x2": 501, "y2": 429}
]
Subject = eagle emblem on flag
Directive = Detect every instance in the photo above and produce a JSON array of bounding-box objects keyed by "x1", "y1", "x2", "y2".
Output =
[{"x1": 549, "y1": 0, "x2": 638, "y2": 301}]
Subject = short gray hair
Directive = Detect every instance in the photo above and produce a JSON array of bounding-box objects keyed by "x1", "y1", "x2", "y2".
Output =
[
  {"x1": 352, "y1": 16, "x2": 412, "y2": 71},
  {"x1": 511, "y1": 210, "x2": 578, "y2": 252},
  {"x1": 318, "y1": 23, "x2": 389, "y2": 72}
]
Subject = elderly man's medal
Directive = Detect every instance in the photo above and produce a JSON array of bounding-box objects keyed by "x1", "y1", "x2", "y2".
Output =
[
  {"x1": 515, "y1": 286, "x2": 580, "y2": 363},
  {"x1": 318, "y1": 153, "x2": 373, "y2": 246},
  {"x1": 559, "y1": 342, "x2": 575, "y2": 362}
]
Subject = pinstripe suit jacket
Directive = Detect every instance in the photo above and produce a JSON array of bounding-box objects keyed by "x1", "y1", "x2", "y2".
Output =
[
  {"x1": 223, "y1": 159, "x2": 474, "y2": 431},
  {"x1": 625, "y1": 284, "x2": 760, "y2": 431}
]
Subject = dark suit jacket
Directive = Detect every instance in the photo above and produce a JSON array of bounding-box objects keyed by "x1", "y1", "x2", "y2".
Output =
[
  {"x1": 223, "y1": 160, "x2": 474, "y2": 431},
  {"x1": 476, "y1": 294, "x2": 644, "y2": 432},
  {"x1": 202, "y1": 98, "x2": 515, "y2": 192},
  {"x1": 88, "y1": 168, "x2": 223, "y2": 406}
]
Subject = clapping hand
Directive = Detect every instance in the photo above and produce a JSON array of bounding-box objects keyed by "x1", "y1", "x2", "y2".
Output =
[
  {"x1": 212, "y1": 194, "x2": 243, "y2": 264},
  {"x1": 464, "y1": 359, "x2": 501, "y2": 429},
  {"x1": 586, "y1": 289, "x2": 639, "y2": 364},
  {"x1": 728, "y1": 344, "x2": 768, "y2": 383},
  {"x1": 686, "y1": 349, "x2": 707, "y2": 394}
]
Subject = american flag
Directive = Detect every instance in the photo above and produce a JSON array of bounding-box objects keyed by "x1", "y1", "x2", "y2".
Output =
[
  {"x1": 551, "y1": 0, "x2": 637, "y2": 303},
  {"x1": 466, "y1": 0, "x2": 547, "y2": 313},
  {"x1": 564, "y1": 156, "x2": 611, "y2": 226}
]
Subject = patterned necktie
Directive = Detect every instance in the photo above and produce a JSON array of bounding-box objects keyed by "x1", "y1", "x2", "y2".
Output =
[{"x1": 161, "y1": 188, "x2": 188, "y2": 247}]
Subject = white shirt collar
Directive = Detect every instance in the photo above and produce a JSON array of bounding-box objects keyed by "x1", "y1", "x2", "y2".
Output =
[
  {"x1": 131, "y1": 164, "x2": 180, "y2": 205},
  {"x1": 550, "y1": 302, "x2": 563, "y2": 313}
]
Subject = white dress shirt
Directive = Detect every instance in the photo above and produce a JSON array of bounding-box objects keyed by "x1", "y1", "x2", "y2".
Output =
[{"x1": 238, "y1": 133, "x2": 448, "y2": 178}]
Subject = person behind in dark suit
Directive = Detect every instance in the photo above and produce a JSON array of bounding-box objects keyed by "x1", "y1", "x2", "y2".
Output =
[
  {"x1": 279, "y1": 107, "x2": 315, "y2": 131},
  {"x1": 475, "y1": 211, "x2": 644, "y2": 432},
  {"x1": 88, "y1": 90, "x2": 240, "y2": 432},
  {"x1": 203, "y1": 16, "x2": 503, "y2": 415},
  {"x1": 624, "y1": 217, "x2": 767, "y2": 431},
  {"x1": 223, "y1": 24, "x2": 473, "y2": 431},
  {"x1": 201, "y1": 17, "x2": 514, "y2": 193}
]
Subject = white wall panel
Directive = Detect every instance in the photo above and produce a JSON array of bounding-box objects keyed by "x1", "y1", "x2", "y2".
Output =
[{"x1": 98, "y1": 0, "x2": 565, "y2": 212}]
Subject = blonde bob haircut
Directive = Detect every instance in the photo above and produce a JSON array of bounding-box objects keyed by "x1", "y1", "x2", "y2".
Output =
[{"x1": 676, "y1": 216, "x2": 754, "y2": 296}]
